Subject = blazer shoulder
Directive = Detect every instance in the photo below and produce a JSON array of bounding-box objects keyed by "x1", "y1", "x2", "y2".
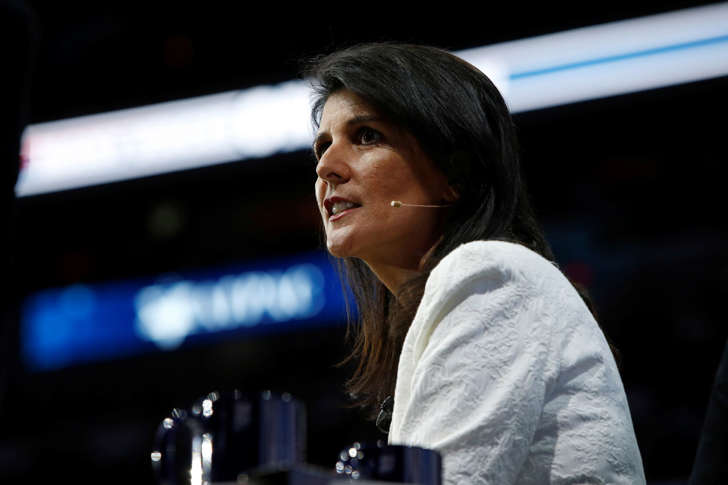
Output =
[{"x1": 428, "y1": 240, "x2": 562, "y2": 294}]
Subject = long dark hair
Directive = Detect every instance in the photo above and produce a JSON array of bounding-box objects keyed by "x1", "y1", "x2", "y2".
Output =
[{"x1": 303, "y1": 42, "x2": 606, "y2": 419}]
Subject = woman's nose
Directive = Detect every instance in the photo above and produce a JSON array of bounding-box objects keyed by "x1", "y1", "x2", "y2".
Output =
[{"x1": 315, "y1": 142, "x2": 351, "y2": 184}]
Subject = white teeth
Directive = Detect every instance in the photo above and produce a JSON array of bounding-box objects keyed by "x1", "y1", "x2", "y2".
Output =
[{"x1": 331, "y1": 201, "x2": 357, "y2": 215}]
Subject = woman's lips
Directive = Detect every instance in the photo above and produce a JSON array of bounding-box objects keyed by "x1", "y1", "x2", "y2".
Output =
[{"x1": 329, "y1": 206, "x2": 359, "y2": 222}]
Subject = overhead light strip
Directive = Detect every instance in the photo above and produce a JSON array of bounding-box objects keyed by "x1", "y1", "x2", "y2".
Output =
[
  {"x1": 16, "y1": 2, "x2": 728, "y2": 196},
  {"x1": 509, "y1": 33, "x2": 728, "y2": 80}
]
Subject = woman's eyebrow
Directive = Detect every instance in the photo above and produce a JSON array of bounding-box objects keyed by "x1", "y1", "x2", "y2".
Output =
[{"x1": 346, "y1": 114, "x2": 383, "y2": 126}]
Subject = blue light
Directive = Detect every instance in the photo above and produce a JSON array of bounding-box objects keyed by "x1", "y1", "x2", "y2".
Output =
[
  {"x1": 21, "y1": 251, "x2": 349, "y2": 371},
  {"x1": 509, "y1": 33, "x2": 728, "y2": 80}
]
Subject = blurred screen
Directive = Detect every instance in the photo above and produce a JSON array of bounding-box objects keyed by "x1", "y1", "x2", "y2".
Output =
[{"x1": 21, "y1": 250, "x2": 348, "y2": 371}]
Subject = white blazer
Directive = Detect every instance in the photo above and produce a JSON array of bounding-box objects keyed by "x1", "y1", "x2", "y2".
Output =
[{"x1": 389, "y1": 240, "x2": 646, "y2": 485}]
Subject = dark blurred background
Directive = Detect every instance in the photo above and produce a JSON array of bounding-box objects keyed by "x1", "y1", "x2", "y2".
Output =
[{"x1": 1, "y1": 1, "x2": 727, "y2": 484}]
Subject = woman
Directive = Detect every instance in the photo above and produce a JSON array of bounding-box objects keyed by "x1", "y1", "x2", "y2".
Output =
[{"x1": 305, "y1": 43, "x2": 645, "y2": 484}]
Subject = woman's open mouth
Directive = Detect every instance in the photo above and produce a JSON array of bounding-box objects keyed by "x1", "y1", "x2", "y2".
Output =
[
  {"x1": 325, "y1": 197, "x2": 362, "y2": 221},
  {"x1": 329, "y1": 201, "x2": 361, "y2": 221}
]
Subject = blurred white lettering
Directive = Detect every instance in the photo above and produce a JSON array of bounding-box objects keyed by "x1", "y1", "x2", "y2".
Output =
[{"x1": 134, "y1": 264, "x2": 325, "y2": 350}]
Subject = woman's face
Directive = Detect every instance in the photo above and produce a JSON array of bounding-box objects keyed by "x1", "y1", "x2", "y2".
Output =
[{"x1": 314, "y1": 89, "x2": 452, "y2": 271}]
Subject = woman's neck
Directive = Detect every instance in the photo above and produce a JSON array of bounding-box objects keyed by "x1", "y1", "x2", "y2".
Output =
[{"x1": 364, "y1": 240, "x2": 441, "y2": 295}]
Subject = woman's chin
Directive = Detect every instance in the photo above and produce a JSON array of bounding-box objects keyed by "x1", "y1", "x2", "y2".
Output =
[
  {"x1": 326, "y1": 239, "x2": 353, "y2": 259},
  {"x1": 327, "y1": 234, "x2": 370, "y2": 260}
]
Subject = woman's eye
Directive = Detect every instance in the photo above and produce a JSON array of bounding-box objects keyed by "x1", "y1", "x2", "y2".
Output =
[
  {"x1": 314, "y1": 141, "x2": 330, "y2": 160},
  {"x1": 357, "y1": 127, "x2": 381, "y2": 145}
]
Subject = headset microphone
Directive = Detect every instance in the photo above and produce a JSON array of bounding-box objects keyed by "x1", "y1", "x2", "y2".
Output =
[{"x1": 390, "y1": 200, "x2": 452, "y2": 208}]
